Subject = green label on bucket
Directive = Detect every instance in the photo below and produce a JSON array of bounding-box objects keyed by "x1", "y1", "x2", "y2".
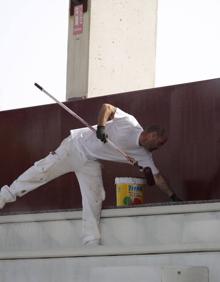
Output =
[{"x1": 123, "y1": 196, "x2": 132, "y2": 205}]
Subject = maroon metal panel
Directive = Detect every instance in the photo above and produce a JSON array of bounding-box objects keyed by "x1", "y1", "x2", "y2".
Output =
[{"x1": 1, "y1": 78, "x2": 220, "y2": 213}]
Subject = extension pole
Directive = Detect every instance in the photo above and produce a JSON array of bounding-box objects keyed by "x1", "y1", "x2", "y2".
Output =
[{"x1": 34, "y1": 83, "x2": 137, "y2": 166}]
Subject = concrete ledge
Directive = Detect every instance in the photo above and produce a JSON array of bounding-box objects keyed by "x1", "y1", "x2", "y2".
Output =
[
  {"x1": 1, "y1": 201, "x2": 220, "y2": 258},
  {"x1": 1, "y1": 201, "x2": 220, "y2": 224},
  {"x1": 0, "y1": 242, "x2": 220, "y2": 260}
]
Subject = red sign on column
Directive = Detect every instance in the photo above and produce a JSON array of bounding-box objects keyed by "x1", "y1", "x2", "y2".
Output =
[{"x1": 73, "y1": 4, "x2": 83, "y2": 35}]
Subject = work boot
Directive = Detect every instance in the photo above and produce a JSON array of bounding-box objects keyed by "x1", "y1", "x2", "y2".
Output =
[{"x1": 0, "y1": 185, "x2": 16, "y2": 209}]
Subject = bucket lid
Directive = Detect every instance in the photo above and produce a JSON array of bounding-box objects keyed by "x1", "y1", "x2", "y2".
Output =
[{"x1": 115, "y1": 177, "x2": 146, "y2": 184}]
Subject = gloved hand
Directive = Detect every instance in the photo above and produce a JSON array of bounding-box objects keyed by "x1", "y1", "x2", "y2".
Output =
[
  {"x1": 96, "y1": 125, "x2": 108, "y2": 143},
  {"x1": 169, "y1": 193, "x2": 182, "y2": 202},
  {"x1": 143, "y1": 167, "x2": 155, "y2": 186}
]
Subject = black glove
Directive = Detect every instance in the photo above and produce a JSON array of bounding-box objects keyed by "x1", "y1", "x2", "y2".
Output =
[
  {"x1": 143, "y1": 167, "x2": 155, "y2": 186},
  {"x1": 170, "y1": 193, "x2": 182, "y2": 202},
  {"x1": 96, "y1": 125, "x2": 108, "y2": 143}
]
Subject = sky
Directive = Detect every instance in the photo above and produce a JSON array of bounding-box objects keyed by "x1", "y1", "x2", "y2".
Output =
[
  {"x1": 156, "y1": 0, "x2": 220, "y2": 86},
  {"x1": 0, "y1": 0, "x2": 69, "y2": 111},
  {"x1": 0, "y1": 0, "x2": 220, "y2": 111}
]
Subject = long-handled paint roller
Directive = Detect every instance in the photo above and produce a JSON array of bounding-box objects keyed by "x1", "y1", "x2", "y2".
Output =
[
  {"x1": 34, "y1": 83, "x2": 155, "y2": 185},
  {"x1": 34, "y1": 83, "x2": 136, "y2": 164}
]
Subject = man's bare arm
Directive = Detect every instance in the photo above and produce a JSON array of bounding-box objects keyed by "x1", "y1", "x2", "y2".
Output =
[
  {"x1": 97, "y1": 104, "x2": 116, "y2": 126},
  {"x1": 96, "y1": 104, "x2": 117, "y2": 143},
  {"x1": 153, "y1": 173, "x2": 173, "y2": 197}
]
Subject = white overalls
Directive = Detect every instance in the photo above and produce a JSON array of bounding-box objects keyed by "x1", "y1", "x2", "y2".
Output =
[
  {"x1": 0, "y1": 136, "x2": 105, "y2": 245},
  {"x1": 0, "y1": 108, "x2": 159, "y2": 245}
]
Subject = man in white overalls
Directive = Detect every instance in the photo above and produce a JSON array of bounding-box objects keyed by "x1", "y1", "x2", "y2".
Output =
[{"x1": 0, "y1": 104, "x2": 180, "y2": 246}]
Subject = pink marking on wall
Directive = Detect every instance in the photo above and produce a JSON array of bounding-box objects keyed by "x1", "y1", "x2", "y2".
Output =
[{"x1": 73, "y1": 4, "x2": 83, "y2": 35}]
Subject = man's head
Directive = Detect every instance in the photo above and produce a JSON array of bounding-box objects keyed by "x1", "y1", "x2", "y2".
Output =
[{"x1": 139, "y1": 125, "x2": 167, "y2": 152}]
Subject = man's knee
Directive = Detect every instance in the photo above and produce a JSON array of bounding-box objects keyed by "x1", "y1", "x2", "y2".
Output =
[
  {"x1": 0, "y1": 185, "x2": 16, "y2": 209},
  {"x1": 34, "y1": 152, "x2": 59, "y2": 173}
]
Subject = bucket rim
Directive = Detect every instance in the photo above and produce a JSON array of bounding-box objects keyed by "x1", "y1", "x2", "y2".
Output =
[{"x1": 115, "y1": 177, "x2": 146, "y2": 184}]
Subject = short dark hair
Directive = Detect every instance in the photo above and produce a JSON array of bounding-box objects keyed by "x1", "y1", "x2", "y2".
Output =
[{"x1": 144, "y1": 125, "x2": 166, "y2": 138}]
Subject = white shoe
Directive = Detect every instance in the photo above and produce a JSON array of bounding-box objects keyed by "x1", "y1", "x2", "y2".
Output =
[
  {"x1": 83, "y1": 239, "x2": 101, "y2": 247},
  {"x1": 0, "y1": 185, "x2": 16, "y2": 209}
]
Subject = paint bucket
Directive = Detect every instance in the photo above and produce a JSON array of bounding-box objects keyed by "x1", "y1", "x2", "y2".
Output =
[{"x1": 115, "y1": 177, "x2": 146, "y2": 206}]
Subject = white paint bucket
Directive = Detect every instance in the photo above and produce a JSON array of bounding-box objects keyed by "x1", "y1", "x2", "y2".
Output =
[{"x1": 115, "y1": 177, "x2": 146, "y2": 206}]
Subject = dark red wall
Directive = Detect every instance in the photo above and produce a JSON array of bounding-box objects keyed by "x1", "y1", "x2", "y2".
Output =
[{"x1": 1, "y1": 78, "x2": 220, "y2": 213}]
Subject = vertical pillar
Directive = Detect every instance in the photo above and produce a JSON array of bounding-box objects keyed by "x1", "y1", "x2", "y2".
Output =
[
  {"x1": 66, "y1": 0, "x2": 158, "y2": 100},
  {"x1": 66, "y1": 0, "x2": 90, "y2": 100}
]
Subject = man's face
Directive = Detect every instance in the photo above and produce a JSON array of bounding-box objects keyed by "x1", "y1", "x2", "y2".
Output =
[{"x1": 142, "y1": 132, "x2": 167, "y2": 152}]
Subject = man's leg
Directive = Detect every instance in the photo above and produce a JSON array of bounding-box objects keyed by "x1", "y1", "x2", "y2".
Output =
[
  {"x1": 75, "y1": 160, "x2": 105, "y2": 245},
  {"x1": 0, "y1": 136, "x2": 74, "y2": 209}
]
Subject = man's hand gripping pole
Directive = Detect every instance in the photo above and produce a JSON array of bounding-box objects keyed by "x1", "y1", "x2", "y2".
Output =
[{"x1": 34, "y1": 83, "x2": 137, "y2": 166}]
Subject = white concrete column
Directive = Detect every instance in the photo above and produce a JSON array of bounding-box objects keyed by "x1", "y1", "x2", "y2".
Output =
[
  {"x1": 66, "y1": 1, "x2": 90, "y2": 100},
  {"x1": 66, "y1": 0, "x2": 158, "y2": 100}
]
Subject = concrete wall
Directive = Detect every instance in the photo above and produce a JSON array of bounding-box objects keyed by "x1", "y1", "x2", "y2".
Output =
[
  {"x1": 1, "y1": 202, "x2": 220, "y2": 255},
  {"x1": 66, "y1": 1, "x2": 90, "y2": 99},
  {"x1": 66, "y1": 0, "x2": 158, "y2": 99},
  {"x1": 0, "y1": 254, "x2": 216, "y2": 282},
  {"x1": 1, "y1": 203, "x2": 220, "y2": 281}
]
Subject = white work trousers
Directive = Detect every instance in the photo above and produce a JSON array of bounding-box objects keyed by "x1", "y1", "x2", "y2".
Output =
[{"x1": 9, "y1": 135, "x2": 105, "y2": 244}]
